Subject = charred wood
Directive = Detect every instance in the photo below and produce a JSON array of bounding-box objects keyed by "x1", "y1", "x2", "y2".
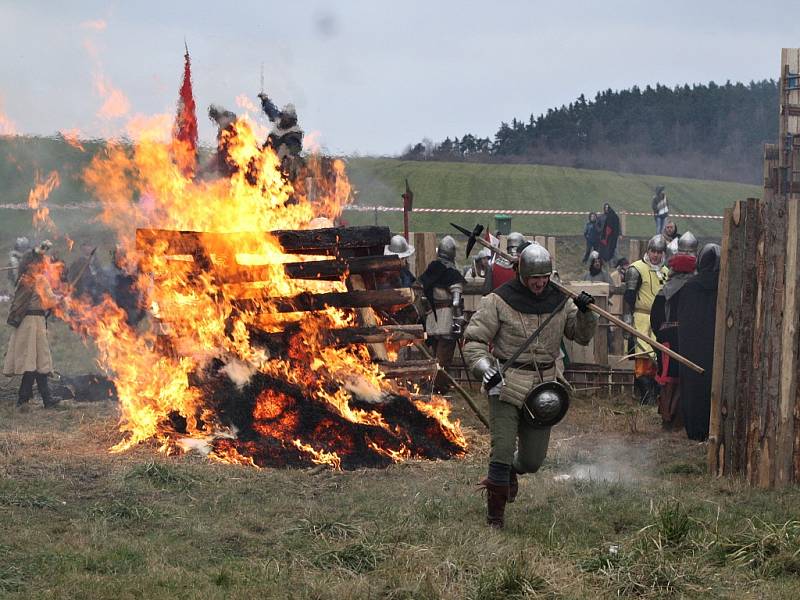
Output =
[
  {"x1": 233, "y1": 288, "x2": 414, "y2": 313},
  {"x1": 136, "y1": 226, "x2": 391, "y2": 257},
  {"x1": 219, "y1": 255, "x2": 402, "y2": 283},
  {"x1": 248, "y1": 324, "x2": 424, "y2": 348}
]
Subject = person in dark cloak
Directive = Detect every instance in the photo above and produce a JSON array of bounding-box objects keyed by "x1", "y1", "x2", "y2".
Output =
[
  {"x1": 599, "y1": 203, "x2": 621, "y2": 262},
  {"x1": 97, "y1": 247, "x2": 146, "y2": 327},
  {"x1": 207, "y1": 104, "x2": 239, "y2": 178},
  {"x1": 650, "y1": 232, "x2": 698, "y2": 430},
  {"x1": 677, "y1": 243, "x2": 720, "y2": 441}
]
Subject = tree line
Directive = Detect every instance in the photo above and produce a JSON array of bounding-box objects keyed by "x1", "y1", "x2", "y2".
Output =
[{"x1": 402, "y1": 80, "x2": 778, "y2": 183}]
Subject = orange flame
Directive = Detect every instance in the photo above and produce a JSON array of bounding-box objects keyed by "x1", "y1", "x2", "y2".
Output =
[
  {"x1": 0, "y1": 97, "x2": 16, "y2": 135},
  {"x1": 27, "y1": 170, "x2": 60, "y2": 232},
  {"x1": 38, "y1": 108, "x2": 466, "y2": 467}
]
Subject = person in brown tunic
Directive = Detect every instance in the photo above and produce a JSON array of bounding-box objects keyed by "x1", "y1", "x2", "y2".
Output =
[{"x1": 3, "y1": 241, "x2": 61, "y2": 408}]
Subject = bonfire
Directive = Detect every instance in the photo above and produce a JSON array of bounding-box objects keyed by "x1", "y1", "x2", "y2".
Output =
[{"x1": 33, "y1": 102, "x2": 465, "y2": 470}]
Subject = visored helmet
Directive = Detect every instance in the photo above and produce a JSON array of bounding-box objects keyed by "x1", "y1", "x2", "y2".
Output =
[
  {"x1": 384, "y1": 234, "x2": 415, "y2": 259},
  {"x1": 436, "y1": 235, "x2": 457, "y2": 262},
  {"x1": 518, "y1": 243, "x2": 553, "y2": 280},
  {"x1": 506, "y1": 232, "x2": 526, "y2": 256},
  {"x1": 677, "y1": 231, "x2": 698, "y2": 255}
]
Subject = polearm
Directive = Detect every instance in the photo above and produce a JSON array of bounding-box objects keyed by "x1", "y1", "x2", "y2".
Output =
[
  {"x1": 380, "y1": 312, "x2": 489, "y2": 429},
  {"x1": 451, "y1": 222, "x2": 705, "y2": 375}
]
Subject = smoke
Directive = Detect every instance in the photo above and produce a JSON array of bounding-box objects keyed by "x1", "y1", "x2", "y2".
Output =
[
  {"x1": 551, "y1": 438, "x2": 657, "y2": 483},
  {"x1": 343, "y1": 376, "x2": 384, "y2": 403},
  {"x1": 220, "y1": 358, "x2": 258, "y2": 389}
]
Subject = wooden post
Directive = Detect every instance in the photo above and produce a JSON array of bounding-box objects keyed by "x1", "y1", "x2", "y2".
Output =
[
  {"x1": 711, "y1": 49, "x2": 800, "y2": 487},
  {"x1": 411, "y1": 232, "x2": 436, "y2": 277},
  {"x1": 546, "y1": 236, "x2": 557, "y2": 265}
]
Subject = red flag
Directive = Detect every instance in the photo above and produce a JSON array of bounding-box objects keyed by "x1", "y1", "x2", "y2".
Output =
[
  {"x1": 173, "y1": 43, "x2": 198, "y2": 177},
  {"x1": 483, "y1": 226, "x2": 499, "y2": 248}
]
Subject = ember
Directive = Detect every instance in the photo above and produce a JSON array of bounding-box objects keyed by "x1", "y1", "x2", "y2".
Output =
[{"x1": 42, "y1": 98, "x2": 466, "y2": 469}]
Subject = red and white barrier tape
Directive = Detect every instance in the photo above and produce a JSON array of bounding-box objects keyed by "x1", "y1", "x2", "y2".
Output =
[
  {"x1": 0, "y1": 201, "x2": 724, "y2": 220},
  {"x1": 343, "y1": 205, "x2": 724, "y2": 220}
]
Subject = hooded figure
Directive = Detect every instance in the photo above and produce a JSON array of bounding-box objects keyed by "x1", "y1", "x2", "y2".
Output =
[
  {"x1": 677, "y1": 243, "x2": 720, "y2": 441},
  {"x1": 599, "y1": 203, "x2": 621, "y2": 262},
  {"x1": 583, "y1": 250, "x2": 612, "y2": 284},
  {"x1": 650, "y1": 231, "x2": 698, "y2": 430}
]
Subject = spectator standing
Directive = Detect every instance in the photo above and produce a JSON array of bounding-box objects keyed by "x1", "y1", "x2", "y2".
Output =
[
  {"x1": 652, "y1": 186, "x2": 669, "y2": 234},
  {"x1": 581, "y1": 212, "x2": 600, "y2": 263},
  {"x1": 599, "y1": 203, "x2": 621, "y2": 262}
]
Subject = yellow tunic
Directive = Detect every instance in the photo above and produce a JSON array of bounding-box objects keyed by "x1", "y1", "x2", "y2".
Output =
[{"x1": 630, "y1": 259, "x2": 668, "y2": 356}]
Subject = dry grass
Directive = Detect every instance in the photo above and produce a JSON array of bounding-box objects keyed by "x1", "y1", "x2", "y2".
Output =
[{"x1": 1, "y1": 386, "x2": 799, "y2": 599}]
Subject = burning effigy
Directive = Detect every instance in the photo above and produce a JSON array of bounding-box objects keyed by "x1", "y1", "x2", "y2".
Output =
[{"x1": 31, "y1": 50, "x2": 466, "y2": 470}]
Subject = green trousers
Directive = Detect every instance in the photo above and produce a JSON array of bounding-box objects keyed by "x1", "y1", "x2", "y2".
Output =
[{"x1": 488, "y1": 395, "x2": 551, "y2": 474}]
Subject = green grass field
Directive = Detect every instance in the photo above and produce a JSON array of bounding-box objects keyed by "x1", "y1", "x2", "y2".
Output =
[{"x1": 344, "y1": 158, "x2": 761, "y2": 238}]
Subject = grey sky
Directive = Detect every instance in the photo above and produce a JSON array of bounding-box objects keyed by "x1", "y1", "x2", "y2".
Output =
[{"x1": 1, "y1": 0, "x2": 798, "y2": 155}]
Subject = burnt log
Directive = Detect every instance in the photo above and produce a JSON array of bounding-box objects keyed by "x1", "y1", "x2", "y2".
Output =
[
  {"x1": 219, "y1": 255, "x2": 402, "y2": 284},
  {"x1": 233, "y1": 288, "x2": 414, "y2": 313},
  {"x1": 136, "y1": 226, "x2": 391, "y2": 257},
  {"x1": 249, "y1": 324, "x2": 424, "y2": 347}
]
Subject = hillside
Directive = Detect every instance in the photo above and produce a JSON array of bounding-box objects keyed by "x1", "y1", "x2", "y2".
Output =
[
  {"x1": 0, "y1": 137, "x2": 760, "y2": 247},
  {"x1": 345, "y1": 158, "x2": 760, "y2": 238}
]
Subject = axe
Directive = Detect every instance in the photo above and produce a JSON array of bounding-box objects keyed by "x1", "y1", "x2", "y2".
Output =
[{"x1": 450, "y1": 222, "x2": 704, "y2": 374}]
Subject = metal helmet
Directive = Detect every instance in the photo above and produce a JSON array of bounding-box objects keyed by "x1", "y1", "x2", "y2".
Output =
[
  {"x1": 282, "y1": 103, "x2": 297, "y2": 119},
  {"x1": 506, "y1": 232, "x2": 526, "y2": 256},
  {"x1": 476, "y1": 247, "x2": 492, "y2": 260},
  {"x1": 436, "y1": 235, "x2": 457, "y2": 262},
  {"x1": 647, "y1": 234, "x2": 667, "y2": 253},
  {"x1": 518, "y1": 243, "x2": 553, "y2": 280},
  {"x1": 14, "y1": 237, "x2": 30, "y2": 252},
  {"x1": 384, "y1": 234, "x2": 415, "y2": 259},
  {"x1": 522, "y1": 381, "x2": 571, "y2": 428},
  {"x1": 677, "y1": 231, "x2": 698, "y2": 255}
]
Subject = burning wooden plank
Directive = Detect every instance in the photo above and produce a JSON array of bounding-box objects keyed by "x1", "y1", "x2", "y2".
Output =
[
  {"x1": 249, "y1": 324, "x2": 424, "y2": 347},
  {"x1": 219, "y1": 254, "x2": 402, "y2": 283},
  {"x1": 378, "y1": 359, "x2": 439, "y2": 379},
  {"x1": 232, "y1": 288, "x2": 414, "y2": 312},
  {"x1": 136, "y1": 226, "x2": 391, "y2": 256}
]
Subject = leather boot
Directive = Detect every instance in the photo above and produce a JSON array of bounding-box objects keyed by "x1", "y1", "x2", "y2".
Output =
[
  {"x1": 508, "y1": 470, "x2": 519, "y2": 503},
  {"x1": 35, "y1": 373, "x2": 58, "y2": 408},
  {"x1": 479, "y1": 478, "x2": 509, "y2": 529},
  {"x1": 17, "y1": 372, "x2": 35, "y2": 407}
]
